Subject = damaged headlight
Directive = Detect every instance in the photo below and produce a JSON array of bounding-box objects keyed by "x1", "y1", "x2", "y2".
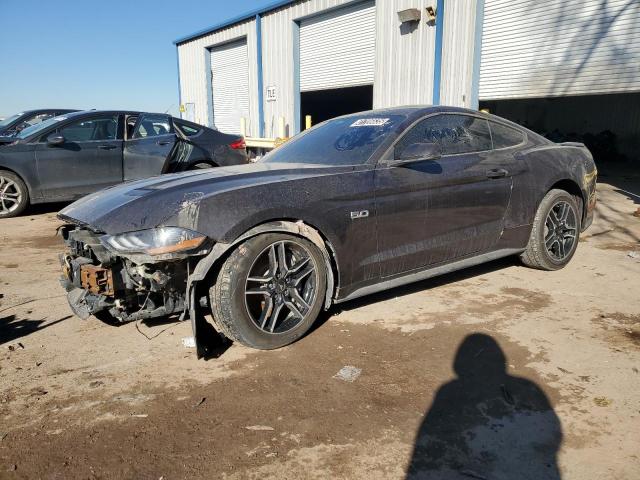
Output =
[{"x1": 100, "y1": 227, "x2": 207, "y2": 256}]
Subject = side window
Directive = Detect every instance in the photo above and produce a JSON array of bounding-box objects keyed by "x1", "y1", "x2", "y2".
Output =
[
  {"x1": 132, "y1": 114, "x2": 172, "y2": 139},
  {"x1": 490, "y1": 121, "x2": 524, "y2": 149},
  {"x1": 24, "y1": 112, "x2": 55, "y2": 127},
  {"x1": 395, "y1": 114, "x2": 492, "y2": 157},
  {"x1": 14, "y1": 113, "x2": 55, "y2": 133},
  {"x1": 126, "y1": 116, "x2": 138, "y2": 139},
  {"x1": 175, "y1": 120, "x2": 201, "y2": 137},
  {"x1": 60, "y1": 115, "x2": 118, "y2": 142}
]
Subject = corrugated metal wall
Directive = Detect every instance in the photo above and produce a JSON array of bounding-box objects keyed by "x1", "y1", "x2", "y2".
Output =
[
  {"x1": 177, "y1": 0, "x2": 481, "y2": 138},
  {"x1": 440, "y1": 0, "x2": 478, "y2": 107},
  {"x1": 480, "y1": 0, "x2": 640, "y2": 100},
  {"x1": 176, "y1": 19, "x2": 260, "y2": 136},
  {"x1": 373, "y1": 0, "x2": 437, "y2": 109},
  {"x1": 261, "y1": 0, "x2": 357, "y2": 137}
]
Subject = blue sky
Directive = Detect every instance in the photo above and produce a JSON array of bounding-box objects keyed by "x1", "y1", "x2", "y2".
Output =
[{"x1": 0, "y1": 0, "x2": 270, "y2": 117}]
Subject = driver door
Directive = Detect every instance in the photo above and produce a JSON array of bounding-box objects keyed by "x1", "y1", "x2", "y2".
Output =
[
  {"x1": 123, "y1": 114, "x2": 177, "y2": 181},
  {"x1": 374, "y1": 113, "x2": 513, "y2": 277}
]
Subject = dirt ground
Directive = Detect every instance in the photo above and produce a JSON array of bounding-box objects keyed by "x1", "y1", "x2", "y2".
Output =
[{"x1": 0, "y1": 171, "x2": 639, "y2": 480}]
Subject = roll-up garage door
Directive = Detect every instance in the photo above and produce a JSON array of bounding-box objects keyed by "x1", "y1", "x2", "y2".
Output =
[
  {"x1": 479, "y1": 0, "x2": 640, "y2": 100},
  {"x1": 210, "y1": 39, "x2": 249, "y2": 134},
  {"x1": 299, "y1": 1, "x2": 376, "y2": 92}
]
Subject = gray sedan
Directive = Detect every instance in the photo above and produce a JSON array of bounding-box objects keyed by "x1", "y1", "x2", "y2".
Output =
[{"x1": 0, "y1": 110, "x2": 248, "y2": 217}]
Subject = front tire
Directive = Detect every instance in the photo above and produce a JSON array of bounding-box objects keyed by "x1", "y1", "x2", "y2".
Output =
[
  {"x1": 520, "y1": 189, "x2": 581, "y2": 270},
  {"x1": 210, "y1": 233, "x2": 327, "y2": 349},
  {"x1": 0, "y1": 171, "x2": 29, "y2": 218}
]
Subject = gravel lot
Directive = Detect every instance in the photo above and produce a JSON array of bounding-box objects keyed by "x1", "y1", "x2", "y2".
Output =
[{"x1": 1, "y1": 173, "x2": 639, "y2": 479}]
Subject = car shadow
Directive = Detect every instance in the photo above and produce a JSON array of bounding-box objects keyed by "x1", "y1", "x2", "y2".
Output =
[
  {"x1": 406, "y1": 333, "x2": 562, "y2": 479},
  {"x1": 25, "y1": 201, "x2": 70, "y2": 216},
  {"x1": 310, "y1": 255, "x2": 519, "y2": 334}
]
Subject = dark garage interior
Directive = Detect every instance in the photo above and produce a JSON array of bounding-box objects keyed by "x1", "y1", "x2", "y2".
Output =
[
  {"x1": 480, "y1": 92, "x2": 640, "y2": 165},
  {"x1": 301, "y1": 84, "x2": 373, "y2": 127}
]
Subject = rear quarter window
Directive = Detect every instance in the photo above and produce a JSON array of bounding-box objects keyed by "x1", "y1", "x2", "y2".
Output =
[
  {"x1": 396, "y1": 114, "x2": 492, "y2": 156},
  {"x1": 490, "y1": 122, "x2": 525, "y2": 149},
  {"x1": 176, "y1": 121, "x2": 201, "y2": 137}
]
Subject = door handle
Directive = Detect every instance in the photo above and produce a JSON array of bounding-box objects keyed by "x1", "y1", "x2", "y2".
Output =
[
  {"x1": 486, "y1": 168, "x2": 509, "y2": 179},
  {"x1": 98, "y1": 144, "x2": 117, "y2": 150},
  {"x1": 157, "y1": 140, "x2": 171, "y2": 146}
]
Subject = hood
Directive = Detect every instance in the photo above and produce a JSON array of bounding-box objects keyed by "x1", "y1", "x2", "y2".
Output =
[{"x1": 59, "y1": 162, "x2": 347, "y2": 235}]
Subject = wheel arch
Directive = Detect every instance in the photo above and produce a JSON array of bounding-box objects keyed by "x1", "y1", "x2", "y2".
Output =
[
  {"x1": 547, "y1": 179, "x2": 586, "y2": 224},
  {"x1": 190, "y1": 219, "x2": 339, "y2": 310},
  {"x1": 0, "y1": 165, "x2": 33, "y2": 200}
]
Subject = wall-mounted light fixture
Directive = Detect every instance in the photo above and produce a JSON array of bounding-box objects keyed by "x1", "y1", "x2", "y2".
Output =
[
  {"x1": 425, "y1": 6, "x2": 437, "y2": 23},
  {"x1": 397, "y1": 8, "x2": 421, "y2": 24}
]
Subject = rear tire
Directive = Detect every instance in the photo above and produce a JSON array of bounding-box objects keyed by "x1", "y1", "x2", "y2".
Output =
[
  {"x1": 520, "y1": 189, "x2": 581, "y2": 270},
  {"x1": 0, "y1": 170, "x2": 29, "y2": 218},
  {"x1": 210, "y1": 233, "x2": 327, "y2": 349}
]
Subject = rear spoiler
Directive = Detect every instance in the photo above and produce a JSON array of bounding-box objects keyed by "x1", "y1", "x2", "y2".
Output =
[{"x1": 0, "y1": 136, "x2": 17, "y2": 145}]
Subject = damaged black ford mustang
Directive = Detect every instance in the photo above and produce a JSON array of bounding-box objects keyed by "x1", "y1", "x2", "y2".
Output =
[{"x1": 58, "y1": 106, "x2": 597, "y2": 356}]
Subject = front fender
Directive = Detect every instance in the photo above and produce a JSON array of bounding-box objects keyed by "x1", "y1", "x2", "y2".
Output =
[{"x1": 187, "y1": 220, "x2": 338, "y2": 358}]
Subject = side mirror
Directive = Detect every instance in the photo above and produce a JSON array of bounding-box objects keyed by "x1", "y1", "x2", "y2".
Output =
[
  {"x1": 47, "y1": 133, "x2": 65, "y2": 146},
  {"x1": 394, "y1": 142, "x2": 442, "y2": 163}
]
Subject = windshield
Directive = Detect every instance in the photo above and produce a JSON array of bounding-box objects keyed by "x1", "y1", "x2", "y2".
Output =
[
  {"x1": 263, "y1": 114, "x2": 406, "y2": 165},
  {"x1": 15, "y1": 115, "x2": 69, "y2": 140},
  {"x1": 0, "y1": 113, "x2": 22, "y2": 129}
]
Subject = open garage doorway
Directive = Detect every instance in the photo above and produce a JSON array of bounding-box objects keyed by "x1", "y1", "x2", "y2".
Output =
[
  {"x1": 480, "y1": 93, "x2": 640, "y2": 166},
  {"x1": 301, "y1": 85, "x2": 373, "y2": 128}
]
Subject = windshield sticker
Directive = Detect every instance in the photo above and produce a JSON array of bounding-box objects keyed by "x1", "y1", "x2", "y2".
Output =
[{"x1": 350, "y1": 118, "x2": 390, "y2": 127}]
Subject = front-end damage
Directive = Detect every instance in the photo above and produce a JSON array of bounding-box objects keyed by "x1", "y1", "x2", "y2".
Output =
[
  {"x1": 59, "y1": 219, "x2": 337, "y2": 358},
  {"x1": 59, "y1": 225, "x2": 209, "y2": 327}
]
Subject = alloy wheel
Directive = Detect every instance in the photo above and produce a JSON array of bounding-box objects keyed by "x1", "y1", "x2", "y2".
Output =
[
  {"x1": 0, "y1": 175, "x2": 22, "y2": 215},
  {"x1": 544, "y1": 200, "x2": 577, "y2": 261},
  {"x1": 244, "y1": 240, "x2": 318, "y2": 334}
]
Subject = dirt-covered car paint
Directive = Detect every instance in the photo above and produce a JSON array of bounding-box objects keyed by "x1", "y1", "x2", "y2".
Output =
[{"x1": 57, "y1": 106, "x2": 597, "y2": 356}]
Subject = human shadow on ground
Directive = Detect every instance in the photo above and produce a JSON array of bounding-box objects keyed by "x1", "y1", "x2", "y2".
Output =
[{"x1": 406, "y1": 333, "x2": 562, "y2": 480}]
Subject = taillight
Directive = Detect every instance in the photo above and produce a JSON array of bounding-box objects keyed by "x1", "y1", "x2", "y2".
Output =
[{"x1": 229, "y1": 138, "x2": 246, "y2": 150}]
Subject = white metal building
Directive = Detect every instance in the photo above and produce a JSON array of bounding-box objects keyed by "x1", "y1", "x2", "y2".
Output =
[{"x1": 175, "y1": 0, "x2": 640, "y2": 159}]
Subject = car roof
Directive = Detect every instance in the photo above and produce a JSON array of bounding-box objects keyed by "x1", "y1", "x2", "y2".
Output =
[
  {"x1": 324, "y1": 105, "x2": 495, "y2": 127},
  {"x1": 5, "y1": 109, "x2": 78, "y2": 119},
  {"x1": 19, "y1": 108, "x2": 78, "y2": 114},
  {"x1": 59, "y1": 110, "x2": 141, "y2": 118},
  {"x1": 347, "y1": 105, "x2": 489, "y2": 117}
]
